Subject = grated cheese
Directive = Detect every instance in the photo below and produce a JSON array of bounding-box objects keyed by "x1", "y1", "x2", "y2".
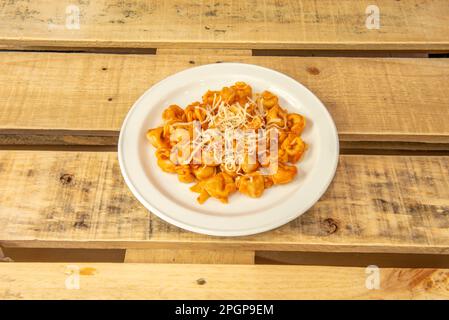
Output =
[{"x1": 167, "y1": 93, "x2": 282, "y2": 175}]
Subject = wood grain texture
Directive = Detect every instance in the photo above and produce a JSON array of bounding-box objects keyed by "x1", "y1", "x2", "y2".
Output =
[
  {"x1": 1, "y1": 263, "x2": 448, "y2": 299},
  {"x1": 0, "y1": 0, "x2": 448, "y2": 51},
  {"x1": 124, "y1": 249, "x2": 255, "y2": 264},
  {"x1": 0, "y1": 151, "x2": 448, "y2": 254},
  {"x1": 1, "y1": 52, "x2": 449, "y2": 146}
]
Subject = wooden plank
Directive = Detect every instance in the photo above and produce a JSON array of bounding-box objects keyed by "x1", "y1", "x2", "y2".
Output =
[
  {"x1": 0, "y1": 263, "x2": 448, "y2": 299},
  {"x1": 0, "y1": 151, "x2": 448, "y2": 254},
  {"x1": 124, "y1": 249, "x2": 255, "y2": 264},
  {"x1": 0, "y1": 0, "x2": 448, "y2": 51},
  {"x1": 1, "y1": 52, "x2": 449, "y2": 147}
]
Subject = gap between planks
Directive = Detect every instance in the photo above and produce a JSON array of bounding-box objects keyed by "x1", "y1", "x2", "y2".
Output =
[
  {"x1": 4, "y1": 247, "x2": 449, "y2": 269},
  {"x1": 2, "y1": 143, "x2": 449, "y2": 155},
  {"x1": 0, "y1": 47, "x2": 443, "y2": 58},
  {"x1": 158, "y1": 48, "x2": 438, "y2": 58}
]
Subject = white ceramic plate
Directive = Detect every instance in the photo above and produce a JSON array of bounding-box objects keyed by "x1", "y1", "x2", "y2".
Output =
[{"x1": 118, "y1": 63, "x2": 339, "y2": 236}]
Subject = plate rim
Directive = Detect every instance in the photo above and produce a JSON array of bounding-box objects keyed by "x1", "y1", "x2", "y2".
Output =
[{"x1": 118, "y1": 62, "x2": 339, "y2": 237}]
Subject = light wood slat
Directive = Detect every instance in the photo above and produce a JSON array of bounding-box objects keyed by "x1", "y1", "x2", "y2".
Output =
[
  {"x1": 0, "y1": 263, "x2": 448, "y2": 299},
  {"x1": 0, "y1": 0, "x2": 448, "y2": 51},
  {"x1": 0, "y1": 151, "x2": 448, "y2": 254},
  {"x1": 1, "y1": 52, "x2": 449, "y2": 147},
  {"x1": 124, "y1": 249, "x2": 255, "y2": 264}
]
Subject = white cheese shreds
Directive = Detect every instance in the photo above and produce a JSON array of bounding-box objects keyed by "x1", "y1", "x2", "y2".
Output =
[{"x1": 167, "y1": 93, "x2": 281, "y2": 174}]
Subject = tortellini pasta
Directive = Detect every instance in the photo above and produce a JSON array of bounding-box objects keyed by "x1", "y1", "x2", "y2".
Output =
[
  {"x1": 175, "y1": 165, "x2": 195, "y2": 183},
  {"x1": 202, "y1": 90, "x2": 220, "y2": 106},
  {"x1": 146, "y1": 82, "x2": 308, "y2": 204},
  {"x1": 220, "y1": 87, "x2": 236, "y2": 104},
  {"x1": 162, "y1": 104, "x2": 185, "y2": 123},
  {"x1": 147, "y1": 127, "x2": 169, "y2": 149},
  {"x1": 155, "y1": 148, "x2": 176, "y2": 173},
  {"x1": 271, "y1": 163, "x2": 298, "y2": 185},
  {"x1": 185, "y1": 102, "x2": 207, "y2": 126},
  {"x1": 281, "y1": 133, "x2": 306, "y2": 163},
  {"x1": 236, "y1": 172, "x2": 265, "y2": 198},
  {"x1": 266, "y1": 105, "x2": 287, "y2": 127},
  {"x1": 260, "y1": 90, "x2": 278, "y2": 109},
  {"x1": 192, "y1": 164, "x2": 216, "y2": 180},
  {"x1": 231, "y1": 81, "x2": 252, "y2": 105}
]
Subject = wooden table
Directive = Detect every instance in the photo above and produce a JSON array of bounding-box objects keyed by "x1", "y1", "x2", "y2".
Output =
[{"x1": 0, "y1": 0, "x2": 449, "y2": 300}]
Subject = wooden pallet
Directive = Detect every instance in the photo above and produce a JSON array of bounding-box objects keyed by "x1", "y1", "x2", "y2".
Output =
[{"x1": 0, "y1": 0, "x2": 449, "y2": 300}]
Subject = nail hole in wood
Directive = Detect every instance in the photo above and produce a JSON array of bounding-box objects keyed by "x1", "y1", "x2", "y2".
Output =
[
  {"x1": 60, "y1": 174, "x2": 74, "y2": 185},
  {"x1": 196, "y1": 278, "x2": 206, "y2": 285},
  {"x1": 322, "y1": 218, "x2": 338, "y2": 235},
  {"x1": 306, "y1": 66, "x2": 320, "y2": 75},
  {"x1": 74, "y1": 213, "x2": 89, "y2": 229}
]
